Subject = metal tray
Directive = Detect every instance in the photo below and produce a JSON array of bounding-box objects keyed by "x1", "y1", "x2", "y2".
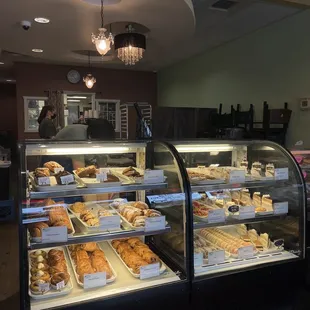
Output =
[{"x1": 73, "y1": 170, "x2": 122, "y2": 188}]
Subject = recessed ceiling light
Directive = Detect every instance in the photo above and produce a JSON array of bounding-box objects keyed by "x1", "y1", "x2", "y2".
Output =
[
  {"x1": 6, "y1": 79, "x2": 14, "y2": 82},
  {"x1": 32, "y1": 49, "x2": 43, "y2": 53},
  {"x1": 67, "y1": 99, "x2": 81, "y2": 102},
  {"x1": 67, "y1": 96, "x2": 87, "y2": 99},
  {"x1": 0, "y1": 62, "x2": 4, "y2": 65},
  {"x1": 34, "y1": 17, "x2": 50, "y2": 24}
]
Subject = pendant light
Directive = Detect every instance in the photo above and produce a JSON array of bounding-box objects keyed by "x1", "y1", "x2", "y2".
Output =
[
  {"x1": 114, "y1": 24, "x2": 146, "y2": 66},
  {"x1": 91, "y1": 0, "x2": 114, "y2": 56},
  {"x1": 83, "y1": 52, "x2": 96, "y2": 89}
]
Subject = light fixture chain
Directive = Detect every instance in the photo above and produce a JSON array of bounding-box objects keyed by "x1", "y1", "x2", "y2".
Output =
[{"x1": 101, "y1": 0, "x2": 104, "y2": 28}]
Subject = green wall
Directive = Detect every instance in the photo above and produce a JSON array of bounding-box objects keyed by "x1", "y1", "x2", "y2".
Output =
[{"x1": 158, "y1": 9, "x2": 310, "y2": 148}]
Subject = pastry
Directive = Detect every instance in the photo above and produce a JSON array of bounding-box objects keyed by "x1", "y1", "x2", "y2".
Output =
[
  {"x1": 30, "y1": 279, "x2": 50, "y2": 294},
  {"x1": 43, "y1": 198, "x2": 57, "y2": 206},
  {"x1": 76, "y1": 165, "x2": 97, "y2": 178},
  {"x1": 105, "y1": 174, "x2": 119, "y2": 183},
  {"x1": 80, "y1": 210, "x2": 99, "y2": 226},
  {"x1": 30, "y1": 250, "x2": 47, "y2": 260},
  {"x1": 48, "y1": 250, "x2": 65, "y2": 265},
  {"x1": 123, "y1": 166, "x2": 142, "y2": 177},
  {"x1": 70, "y1": 202, "x2": 86, "y2": 213},
  {"x1": 253, "y1": 239, "x2": 263, "y2": 250},
  {"x1": 240, "y1": 189, "x2": 251, "y2": 205},
  {"x1": 75, "y1": 250, "x2": 95, "y2": 282},
  {"x1": 265, "y1": 163, "x2": 275, "y2": 177},
  {"x1": 133, "y1": 216, "x2": 147, "y2": 227},
  {"x1": 48, "y1": 206, "x2": 73, "y2": 234},
  {"x1": 262, "y1": 195, "x2": 273, "y2": 209},
  {"x1": 80, "y1": 242, "x2": 98, "y2": 252},
  {"x1": 90, "y1": 250, "x2": 113, "y2": 278},
  {"x1": 248, "y1": 229, "x2": 259, "y2": 241},
  {"x1": 28, "y1": 222, "x2": 49, "y2": 238},
  {"x1": 49, "y1": 261, "x2": 67, "y2": 274},
  {"x1": 252, "y1": 192, "x2": 261, "y2": 209},
  {"x1": 34, "y1": 168, "x2": 50, "y2": 178},
  {"x1": 259, "y1": 233, "x2": 270, "y2": 248},
  {"x1": 143, "y1": 209, "x2": 161, "y2": 217},
  {"x1": 31, "y1": 262, "x2": 49, "y2": 273},
  {"x1": 231, "y1": 190, "x2": 241, "y2": 202},
  {"x1": 251, "y1": 162, "x2": 262, "y2": 178},
  {"x1": 255, "y1": 206, "x2": 267, "y2": 212},
  {"x1": 44, "y1": 161, "x2": 63, "y2": 173},
  {"x1": 54, "y1": 171, "x2": 74, "y2": 185},
  {"x1": 240, "y1": 159, "x2": 248, "y2": 171},
  {"x1": 31, "y1": 270, "x2": 51, "y2": 282},
  {"x1": 51, "y1": 272, "x2": 70, "y2": 286},
  {"x1": 98, "y1": 209, "x2": 113, "y2": 217},
  {"x1": 132, "y1": 201, "x2": 149, "y2": 210}
]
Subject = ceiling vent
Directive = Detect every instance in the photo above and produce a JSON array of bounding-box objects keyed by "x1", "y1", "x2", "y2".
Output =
[{"x1": 210, "y1": 0, "x2": 237, "y2": 11}]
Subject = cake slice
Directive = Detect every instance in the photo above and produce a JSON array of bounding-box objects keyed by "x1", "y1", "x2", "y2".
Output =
[
  {"x1": 251, "y1": 161, "x2": 262, "y2": 178},
  {"x1": 259, "y1": 233, "x2": 270, "y2": 249},
  {"x1": 265, "y1": 163, "x2": 275, "y2": 178},
  {"x1": 248, "y1": 229, "x2": 258, "y2": 241},
  {"x1": 262, "y1": 194, "x2": 273, "y2": 210},
  {"x1": 252, "y1": 192, "x2": 262, "y2": 209}
]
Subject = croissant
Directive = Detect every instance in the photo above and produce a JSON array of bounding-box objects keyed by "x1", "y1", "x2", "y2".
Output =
[
  {"x1": 127, "y1": 238, "x2": 141, "y2": 247},
  {"x1": 90, "y1": 250, "x2": 112, "y2": 278},
  {"x1": 28, "y1": 222, "x2": 49, "y2": 237},
  {"x1": 49, "y1": 261, "x2": 67, "y2": 274},
  {"x1": 80, "y1": 242, "x2": 98, "y2": 252}
]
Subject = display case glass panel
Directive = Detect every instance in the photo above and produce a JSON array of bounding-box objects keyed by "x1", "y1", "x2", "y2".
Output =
[
  {"x1": 172, "y1": 140, "x2": 305, "y2": 279},
  {"x1": 18, "y1": 141, "x2": 188, "y2": 310}
]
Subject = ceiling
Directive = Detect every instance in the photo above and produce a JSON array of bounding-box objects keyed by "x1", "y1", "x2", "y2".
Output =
[{"x1": 0, "y1": 0, "x2": 306, "y2": 80}]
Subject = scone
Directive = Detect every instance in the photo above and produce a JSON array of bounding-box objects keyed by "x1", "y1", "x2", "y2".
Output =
[
  {"x1": 44, "y1": 161, "x2": 63, "y2": 173},
  {"x1": 70, "y1": 202, "x2": 86, "y2": 213}
]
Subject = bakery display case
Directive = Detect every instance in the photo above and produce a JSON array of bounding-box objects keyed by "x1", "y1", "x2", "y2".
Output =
[
  {"x1": 18, "y1": 141, "x2": 190, "y2": 310},
  {"x1": 170, "y1": 140, "x2": 305, "y2": 279}
]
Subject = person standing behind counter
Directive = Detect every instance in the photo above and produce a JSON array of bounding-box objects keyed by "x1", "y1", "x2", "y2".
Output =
[{"x1": 38, "y1": 105, "x2": 57, "y2": 139}]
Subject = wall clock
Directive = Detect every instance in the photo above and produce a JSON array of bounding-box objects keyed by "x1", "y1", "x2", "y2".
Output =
[{"x1": 67, "y1": 70, "x2": 81, "y2": 84}]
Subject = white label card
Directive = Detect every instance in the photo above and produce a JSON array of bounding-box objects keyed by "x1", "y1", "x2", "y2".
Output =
[
  {"x1": 238, "y1": 246, "x2": 254, "y2": 259},
  {"x1": 56, "y1": 280, "x2": 65, "y2": 290},
  {"x1": 38, "y1": 177, "x2": 50, "y2": 186},
  {"x1": 96, "y1": 172, "x2": 107, "y2": 182},
  {"x1": 54, "y1": 167, "x2": 64, "y2": 173},
  {"x1": 60, "y1": 174, "x2": 74, "y2": 185},
  {"x1": 194, "y1": 252, "x2": 203, "y2": 267},
  {"x1": 145, "y1": 216, "x2": 166, "y2": 232},
  {"x1": 39, "y1": 282, "x2": 50, "y2": 293},
  {"x1": 99, "y1": 168, "x2": 110, "y2": 174},
  {"x1": 275, "y1": 168, "x2": 289, "y2": 180},
  {"x1": 208, "y1": 209, "x2": 225, "y2": 223},
  {"x1": 208, "y1": 250, "x2": 225, "y2": 265},
  {"x1": 99, "y1": 215, "x2": 120, "y2": 230},
  {"x1": 144, "y1": 170, "x2": 164, "y2": 184},
  {"x1": 140, "y1": 263, "x2": 160, "y2": 279},
  {"x1": 229, "y1": 170, "x2": 245, "y2": 183},
  {"x1": 274, "y1": 201, "x2": 288, "y2": 215},
  {"x1": 41, "y1": 226, "x2": 68, "y2": 243},
  {"x1": 84, "y1": 272, "x2": 106, "y2": 289},
  {"x1": 239, "y1": 206, "x2": 255, "y2": 220}
]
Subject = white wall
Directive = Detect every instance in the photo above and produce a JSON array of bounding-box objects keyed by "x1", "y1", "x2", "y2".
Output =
[{"x1": 158, "y1": 9, "x2": 310, "y2": 148}]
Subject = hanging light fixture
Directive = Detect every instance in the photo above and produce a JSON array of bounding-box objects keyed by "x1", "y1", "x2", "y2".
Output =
[
  {"x1": 91, "y1": 0, "x2": 114, "y2": 56},
  {"x1": 83, "y1": 52, "x2": 96, "y2": 89},
  {"x1": 114, "y1": 24, "x2": 146, "y2": 66}
]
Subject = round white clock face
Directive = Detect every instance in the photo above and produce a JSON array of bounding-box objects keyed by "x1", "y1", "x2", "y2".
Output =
[{"x1": 67, "y1": 70, "x2": 81, "y2": 84}]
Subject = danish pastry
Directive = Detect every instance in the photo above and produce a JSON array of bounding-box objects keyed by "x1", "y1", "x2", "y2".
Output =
[
  {"x1": 31, "y1": 270, "x2": 51, "y2": 282},
  {"x1": 51, "y1": 272, "x2": 70, "y2": 286}
]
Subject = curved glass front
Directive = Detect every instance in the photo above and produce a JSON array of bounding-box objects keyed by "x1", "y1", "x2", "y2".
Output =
[{"x1": 171, "y1": 140, "x2": 305, "y2": 279}]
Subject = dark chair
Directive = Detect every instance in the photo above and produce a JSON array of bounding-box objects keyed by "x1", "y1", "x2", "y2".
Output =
[
  {"x1": 213, "y1": 104, "x2": 234, "y2": 138},
  {"x1": 252, "y1": 101, "x2": 292, "y2": 146}
]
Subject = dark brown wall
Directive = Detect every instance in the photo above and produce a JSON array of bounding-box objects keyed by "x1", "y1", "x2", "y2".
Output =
[
  {"x1": 0, "y1": 84, "x2": 17, "y2": 139},
  {"x1": 15, "y1": 62, "x2": 157, "y2": 139}
]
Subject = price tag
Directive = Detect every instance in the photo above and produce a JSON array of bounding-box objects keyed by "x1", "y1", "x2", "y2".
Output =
[
  {"x1": 145, "y1": 216, "x2": 166, "y2": 232},
  {"x1": 208, "y1": 250, "x2": 225, "y2": 265},
  {"x1": 274, "y1": 239, "x2": 284, "y2": 247},
  {"x1": 238, "y1": 246, "x2": 254, "y2": 259},
  {"x1": 192, "y1": 192, "x2": 202, "y2": 200},
  {"x1": 54, "y1": 167, "x2": 64, "y2": 173},
  {"x1": 144, "y1": 170, "x2": 164, "y2": 184},
  {"x1": 274, "y1": 201, "x2": 288, "y2": 214},
  {"x1": 39, "y1": 282, "x2": 50, "y2": 293},
  {"x1": 42, "y1": 226, "x2": 68, "y2": 243},
  {"x1": 99, "y1": 168, "x2": 110, "y2": 174},
  {"x1": 84, "y1": 272, "x2": 106, "y2": 289},
  {"x1": 208, "y1": 209, "x2": 225, "y2": 223},
  {"x1": 56, "y1": 280, "x2": 65, "y2": 290},
  {"x1": 99, "y1": 215, "x2": 120, "y2": 230},
  {"x1": 140, "y1": 263, "x2": 160, "y2": 279},
  {"x1": 60, "y1": 174, "x2": 74, "y2": 185},
  {"x1": 38, "y1": 177, "x2": 50, "y2": 186},
  {"x1": 275, "y1": 168, "x2": 289, "y2": 180},
  {"x1": 96, "y1": 172, "x2": 107, "y2": 182},
  {"x1": 194, "y1": 252, "x2": 203, "y2": 267},
  {"x1": 239, "y1": 206, "x2": 255, "y2": 220},
  {"x1": 229, "y1": 170, "x2": 245, "y2": 183}
]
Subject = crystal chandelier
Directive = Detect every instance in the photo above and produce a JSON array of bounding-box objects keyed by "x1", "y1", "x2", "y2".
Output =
[
  {"x1": 91, "y1": 0, "x2": 114, "y2": 56},
  {"x1": 115, "y1": 25, "x2": 146, "y2": 66},
  {"x1": 83, "y1": 52, "x2": 96, "y2": 89}
]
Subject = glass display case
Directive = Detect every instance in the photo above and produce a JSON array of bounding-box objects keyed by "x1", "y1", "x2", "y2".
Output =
[
  {"x1": 18, "y1": 141, "x2": 189, "y2": 310},
  {"x1": 170, "y1": 140, "x2": 305, "y2": 279}
]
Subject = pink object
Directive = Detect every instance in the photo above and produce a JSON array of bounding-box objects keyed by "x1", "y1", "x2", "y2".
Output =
[
  {"x1": 303, "y1": 171, "x2": 307, "y2": 179},
  {"x1": 294, "y1": 155, "x2": 303, "y2": 164}
]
